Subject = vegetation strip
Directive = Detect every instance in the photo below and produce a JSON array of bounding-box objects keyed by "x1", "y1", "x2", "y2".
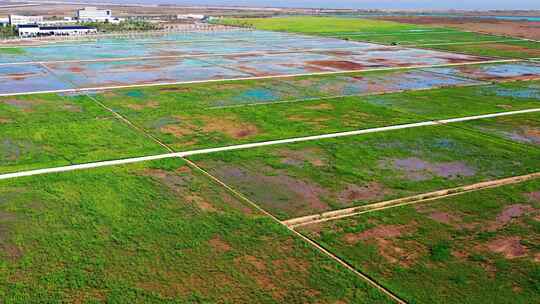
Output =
[
  {"x1": 284, "y1": 172, "x2": 540, "y2": 228},
  {"x1": 206, "y1": 82, "x2": 488, "y2": 110},
  {"x1": 0, "y1": 59, "x2": 520, "y2": 97},
  {"x1": 184, "y1": 158, "x2": 407, "y2": 304},
  {"x1": 0, "y1": 108, "x2": 538, "y2": 181}
]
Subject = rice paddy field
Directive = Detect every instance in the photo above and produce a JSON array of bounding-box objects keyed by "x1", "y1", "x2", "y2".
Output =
[{"x1": 0, "y1": 16, "x2": 540, "y2": 303}]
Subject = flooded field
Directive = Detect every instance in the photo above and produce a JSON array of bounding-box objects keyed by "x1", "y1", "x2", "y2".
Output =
[{"x1": 0, "y1": 29, "x2": 490, "y2": 95}]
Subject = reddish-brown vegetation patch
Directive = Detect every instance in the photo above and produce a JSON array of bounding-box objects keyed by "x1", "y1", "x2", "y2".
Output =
[
  {"x1": 487, "y1": 204, "x2": 534, "y2": 231},
  {"x1": 126, "y1": 101, "x2": 159, "y2": 111},
  {"x1": 486, "y1": 236, "x2": 528, "y2": 259},
  {"x1": 343, "y1": 224, "x2": 411, "y2": 244},
  {"x1": 338, "y1": 182, "x2": 388, "y2": 204},
  {"x1": 428, "y1": 211, "x2": 461, "y2": 225},
  {"x1": 527, "y1": 191, "x2": 540, "y2": 202},
  {"x1": 2, "y1": 99, "x2": 36, "y2": 112},
  {"x1": 278, "y1": 148, "x2": 327, "y2": 167},
  {"x1": 212, "y1": 165, "x2": 329, "y2": 214},
  {"x1": 304, "y1": 103, "x2": 334, "y2": 110},
  {"x1": 208, "y1": 236, "x2": 231, "y2": 252},
  {"x1": 307, "y1": 60, "x2": 367, "y2": 70},
  {"x1": 381, "y1": 157, "x2": 476, "y2": 180},
  {"x1": 161, "y1": 115, "x2": 259, "y2": 139},
  {"x1": 62, "y1": 104, "x2": 82, "y2": 112}
]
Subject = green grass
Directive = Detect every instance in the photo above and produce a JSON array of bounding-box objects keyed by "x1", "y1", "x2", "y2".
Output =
[
  {"x1": 0, "y1": 94, "x2": 166, "y2": 174},
  {"x1": 221, "y1": 16, "x2": 540, "y2": 58},
  {"x1": 299, "y1": 179, "x2": 540, "y2": 304},
  {"x1": 363, "y1": 80, "x2": 540, "y2": 120},
  {"x1": 0, "y1": 158, "x2": 392, "y2": 303},
  {"x1": 219, "y1": 16, "x2": 440, "y2": 34},
  {"x1": 188, "y1": 124, "x2": 540, "y2": 219},
  {"x1": 455, "y1": 112, "x2": 540, "y2": 148},
  {"x1": 2, "y1": 74, "x2": 538, "y2": 175},
  {"x1": 0, "y1": 47, "x2": 25, "y2": 55},
  {"x1": 95, "y1": 78, "x2": 540, "y2": 152}
]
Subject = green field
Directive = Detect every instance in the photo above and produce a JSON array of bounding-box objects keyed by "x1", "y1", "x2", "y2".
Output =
[
  {"x1": 0, "y1": 158, "x2": 392, "y2": 303},
  {"x1": 2, "y1": 74, "x2": 539, "y2": 174},
  {"x1": 0, "y1": 94, "x2": 165, "y2": 174},
  {"x1": 188, "y1": 124, "x2": 540, "y2": 219},
  {"x1": 299, "y1": 179, "x2": 540, "y2": 303},
  {"x1": 220, "y1": 17, "x2": 540, "y2": 58}
]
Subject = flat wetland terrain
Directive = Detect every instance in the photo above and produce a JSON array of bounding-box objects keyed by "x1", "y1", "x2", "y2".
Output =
[{"x1": 0, "y1": 15, "x2": 539, "y2": 303}]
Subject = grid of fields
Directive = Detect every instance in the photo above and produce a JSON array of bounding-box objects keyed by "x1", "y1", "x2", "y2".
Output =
[{"x1": 1, "y1": 17, "x2": 540, "y2": 303}]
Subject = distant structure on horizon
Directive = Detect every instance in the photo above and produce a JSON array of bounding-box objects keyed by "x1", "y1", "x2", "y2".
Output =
[
  {"x1": 177, "y1": 14, "x2": 207, "y2": 21},
  {"x1": 18, "y1": 24, "x2": 97, "y2": 37},
  {"x1": 77, "y1": 7, "x2": 122, "y2": 23}
]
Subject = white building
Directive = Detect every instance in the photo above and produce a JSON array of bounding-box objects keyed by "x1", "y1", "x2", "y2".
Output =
[
  {"x1": 177, "y1": 14, "x2": 207, "y2": 21},
  {"x1": 9, "y1": 14, "x2": 44, "y2": 26},
  {"x1": 18, "y1": 25, "x2": 97, "y2": 37},
  {"x1": 77, "y1": 7, "x2": 115, "y2": 22},
  {"x1": 0, "y1": 17, "x2": 9, "y2": 26}
]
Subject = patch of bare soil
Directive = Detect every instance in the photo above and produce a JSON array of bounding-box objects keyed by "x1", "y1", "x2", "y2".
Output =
[
  {"x1": 212, "y1": 165, "x2": 329, "y2": 213},
  {"x1": 208, "y1": 236, "x2": 231, "y2": 253},
  {"x1": 338, "y1": 182, "x2": 388, "y2": 204},
  {"x1": 62, "y1": 104, "x2": 82, "y2": 112},
  {"x1": 186, "y1": 194, "x2": 217, "y2": 212},
  {"x1": 487, "y1": 204, "x2": 534, "y2": 231},
  {"x1": 0, "y1": 118, "x2": 12, "y2": 124},
  {"x1": 429, "y1": 211, "x2": 461, "y2": 224},
  {"x1": 380, "y1": 157, "x2": 476, "y2": 180},
  {"x1": 2, "y1": 99, "x2": 35, "y2": 112},
  {"x1": 126, "y1": 101, "x2": 159, "y2": 111},
  {"x1": 278, "y1": 148, "x2": 327, "y2": 167},
  {"x1": 343, "y1": 224, "x2": 412, "y2": 244},
  {"x1": 486, "y1": 236, "x2": 528, "y2": 259},
  {"x1": 303, "y1": 103, "x2": 335, "y2": 110},
  {"x1": 526, "y1": 191, "x2": 540, "y2": 202},
  {"x1": 161, "y1": 115, "x2": 259, "y2": 139},
  {"x1": 143, "y1": 168, "x2": 192, "y2": 192}
]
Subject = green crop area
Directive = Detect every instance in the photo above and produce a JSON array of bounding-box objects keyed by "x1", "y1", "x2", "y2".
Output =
[
  {"x1": 0, "y1": 93, "x2": 165, "y2": 174},
  {"x1": 1, "y1": 16, "x2": 540, "y2": 303},
  {"x1": 299, "y1": 179, "x2": 540, "y2": 304},
  {"x1": 188, "y1": 124, "x2": 540, "y2": 219},
  {"x1": 4, "y1": 73, "x2": 537, "y2": 174},
  {"x1": 457, "y1": 112, "x2": 540, "y2": 148},
  {"x1": 221, "y1": 16, "x2": 540, "y2": 58},
  {"x1": 0, "y1": 158, "x2": 392, "y2": 303},
  {"x1": 362, "y1": 80, "x2": 540, "y2": 119},
  {"x1": 0, "y1": 47, "x2": 25, "y2": 55},
  {"x1": 219, "y1": 16, "x2": 440, "y2": 34}
]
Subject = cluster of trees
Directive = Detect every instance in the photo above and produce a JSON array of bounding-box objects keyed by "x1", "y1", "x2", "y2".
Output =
[
  {"x1": 0, "y1": 25, "x2": 17, "y2": 38},
  {"x1": 79, "y1": 20, "x2": 160, "y2": 32}
]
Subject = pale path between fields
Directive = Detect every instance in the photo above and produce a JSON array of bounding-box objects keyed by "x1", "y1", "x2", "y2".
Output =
[
  {"x1": 0, "y1": 108, "x2": 538, "y2": 181},
  {"x1": 284, "y1": 172, "x2": 540, "y2": 228}
]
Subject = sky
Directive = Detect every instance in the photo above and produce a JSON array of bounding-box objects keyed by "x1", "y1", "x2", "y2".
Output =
[{"x1": 54, "y1": 0, "x2": 540, "y2": 10}]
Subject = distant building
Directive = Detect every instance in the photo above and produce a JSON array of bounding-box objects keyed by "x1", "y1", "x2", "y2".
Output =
[
  {"x1": 76, "y1": 7, "x2": 121, "y2": 23},
  {"x1": 9, "y1": 14, "x2": 44, "y2": 26},
  {"x1": 177, "y1": 14, "x2": 207, "y2": 21},
  {"x1": 18, "y1": 25, "x2": 97, "y2": 37}
]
